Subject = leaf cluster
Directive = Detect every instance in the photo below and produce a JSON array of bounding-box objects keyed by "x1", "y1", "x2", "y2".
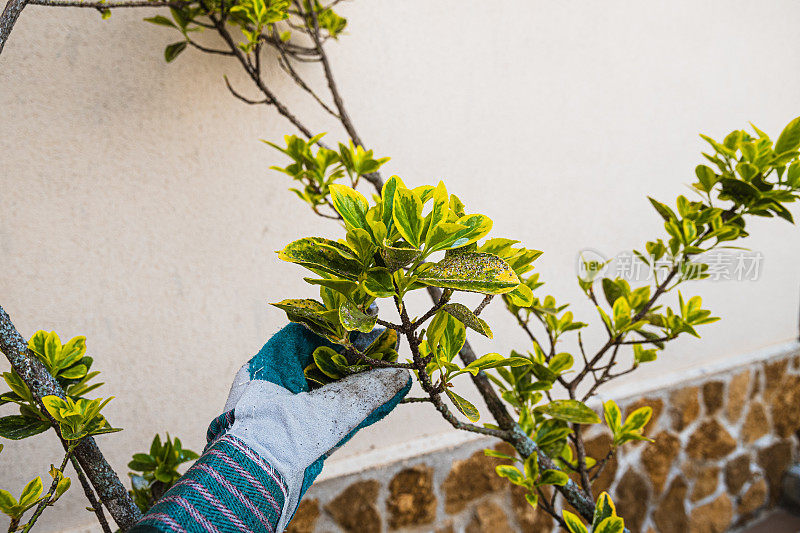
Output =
[
  {"x1": 266, "y1": 134, "x2": 390, "y2": 219},
  {"x1": 127, "y1": 434, "x2": 199, "y2": 512},
  {"x1": 1, "y1": 331, "x2": 105, "y2": 441}
]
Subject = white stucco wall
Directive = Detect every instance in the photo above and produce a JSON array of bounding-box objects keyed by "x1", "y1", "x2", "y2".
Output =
[{"x1": 1, "y1": 1, "x2": 799, "y2": 530}]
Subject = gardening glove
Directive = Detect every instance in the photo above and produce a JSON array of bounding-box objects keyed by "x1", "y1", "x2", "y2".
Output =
[{"x1": 130, "y1": 323, "x2": 411, "y2": 533}]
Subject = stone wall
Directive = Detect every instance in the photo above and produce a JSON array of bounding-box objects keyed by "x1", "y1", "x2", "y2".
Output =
[{"x1": 288, "y1": 343, "x2": 800, "y2": 533}]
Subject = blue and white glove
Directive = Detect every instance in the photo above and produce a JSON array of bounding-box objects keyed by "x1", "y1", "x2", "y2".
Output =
[{"x1": 131, "y1": 323, "x2": 411, "y2": 533}]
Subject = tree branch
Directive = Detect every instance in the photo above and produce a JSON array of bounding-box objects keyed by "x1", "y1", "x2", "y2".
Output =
[
  {"x1": 0, "y1": 0, "x2": 29, "y2": 56},
  {"x1": 0, "y1": 305, "x2": 141, "y2": 530},
  {"x1": 298, "y1": 1, "x2": 383, "y2": 190},
  {"x1": 205, "y1": 7, "x2": 318, "y2": 139},
  {"x1": 68, "y1": 453, "x2": 112, "y2": 533},
  {"x1": 27, "y1": 0, "x2": 190, "y2": 7},
  {"x1": 223, "y1": 75, "x2": 270, "y2": 105}
]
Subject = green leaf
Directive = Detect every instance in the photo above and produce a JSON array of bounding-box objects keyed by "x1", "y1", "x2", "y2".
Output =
[
  {"x1": 621, "y1": 406, "x2": 652, "y2": 433},
  {"x1": 418, "y1": 252, "x2": 520, "y2": 294},
  {"x1": 313, "y1": 346, "x2": 346, "y2": 379},
  {"x1": 27, "y1": 330, "x2": 48, "y2": 359},
  {"x1": 330, "y1": 184, "x2": 370, "y2": 232},
  {"x1": 338, "y1": 301, "x2": 377, "y2": 333},
  {"x1": 364, "y1": 328, "x2": 398, "y2": 356},
  {"x1": 380, "y1": 242, "x2": 422, "y2": 272},
  {"x1": 445, "y1": 389, "x2": 479, "y2": 422},
  {"x1": 304, "y1": 277, "x2": 358, "y2": 298},
  {"x1": 59, "y1": 364, "x2": 88, "y2": 380},
  {"x1": 425, "y1": 181, "x2": 450, "y2": 247},
  {"x1": 517, "y1": 454, "x2": 536, "y2": 486},
  {"x1": 483, "y1": 449, "x2": 516, "y2": 461},
  {"x1": 562, "y1": 510, "x2": 588, "y2": 533},
  {"x1": 463, "y1": 353, "x2": 529, "y2": 375},
  {"x1": 59, "y1": 336, "x2": 87, "y2": 369},
  {"x1": 54, "y1": 476, "x2": 71, "y2": 500},
  {"x1": 0, "y1": 489, "x2": 17, "y2": 516},
  {"x1": 719, "y1": 178, "x2": 761, "y2": 204},
  {"x1": 695, "y1": 165, "x2": 718, "y2": 192},
  {"x1": 19, "y1": 477, "x2": 42, "y2": 508},
  {"x1": 506, "y1": 283, "x2": 534, "y2": 307},
  {"x1": 592, "y1": 491, "x2": 617, "y2": 529},
  {"x1": 144, "y1": 15, "x2": 177, "y2": 28},
  {"x1": 633, "y1": 344, "x2": 658, "y2": 365},
  {"x1": 164, "y1": 41, "x2": 188, "y2": 63},
  {"x1": 43, "y1": 332, "x2": 61, "y2": 372},
  {"x1": 361, "y1": 267, "x2": 395, "y2": 298},
  {"x1": 0, "y1": 416, "x2": 50, "y2": 440},
  {"x1": 392, "y1": 187, "x2": 424, "y2": 247},
  {"x1": 538, "y1": 469, "x2": 568, "y2": 487},
  {"x1": 549, "y1": 352, "x2": 573, "y2": 374},
  {"x1": 601, "y1": 278, "x2": 625, "y2": 306},
  {"x1": 271, "y1": 298, "x2": 343, "y2": 341},
  {"x1": 380, "y1": 176, "x2": 405, "y2": 232},
  {"x1": 3, "y1": 371, "x2": 32, "y2": 403},
  {"x1": 535, "y1": 400, "x2": 600, "y2": 424},
  {"x1": 278, "y1": 237, "x2": 362, "y2": 279},
  {"x1": 612, "y1": 298, "x2": 631, "y2": 330},
  {"x1": 775, "y1": 116, "x2": 800, "y2": 153},
  {"x1": 595, "y1": 516, "x2": 625, "y2": 533},
  {"x1": 271, "y1": 298, "x2": 328, "y2": 322},
  {"x1": 525, "y1": 492, "x2": 538, "y2": 509},
  {"x1": 648, "y1": 197, "x2": 677, "y2": 221},
  {"x1": 442, "y1": 303, "x2": 493, "y2": 338},
  {"x1": 603, "y1": 400, "x2": 621, "y2": 432},
  {"x1": 428, "y1": 214, "x2": 493, "y2": 252},
  {"x1": 495, "y1": 465, "x2": 525, "y2": 486}
]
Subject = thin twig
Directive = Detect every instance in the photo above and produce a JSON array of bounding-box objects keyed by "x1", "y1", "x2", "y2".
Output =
[
  {"x1": 472, "y1": 294, "x2": 493, "y2": 317},
  {"x1": 514, "y1": 310, "x2": 539, "y2": 346},
  {"x1": 188, "y1": 39, "x2": 233, "y2": 56},
  {"x1": 205, "y1": 5, "x2": 317, "y2": 139},
  {"x1": 20, "y1": 447, "x2": 74, "y2": 533},
  {"x1": 400, "y1": 397, "x2": 432, "y2": 404},
  {"x1": 411, "y1": 289, "x2": 451, "y2": 329},
  {"x1": 223, "y1": 75, "x2": 269, "y2": 105},
  {"x1": 275, "y1": 45, "x2": 339, "y2": 118},
  {"x1": 375, "y1": 318, "x2": 403, "y2": 330},
  {"x1": 571, "y1": 425, "x2": 593, "y2": 499},
  {"x1": 68, "y1": 454, "x2": 112, "y2": 533},
  {"x1": 299, "y1": 0, "x2": 383, "y2": 191}
]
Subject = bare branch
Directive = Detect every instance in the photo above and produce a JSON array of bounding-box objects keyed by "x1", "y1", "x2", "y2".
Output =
[
  {"x1": 223, "y1": 75, "x2": 269, "y2": 105},
  {"x1": 206, "y1": 8, "x2": 318, "y2": 139},
  {"x1": 276, "y1": 46, "x2": 339, "y2": 118},
  {"x1": 0, "y1": 0, "x2": 29, "y2": 56},
  {"x1": 67, "y1": 452, "x2": 112, "y2": 533},
  {"x1": 188, "y1": 39, "x2": 234, "y2": 56},
  {"x1": 298, "y1": 1, "x2": 384, "y2": 191},
  {"x1": 28, "y1": 0, "x2": 189, "y2": 7},
  {"x1": 473, "y1": 294, "x2": 493, "y2": 317},
  {"x1": 400, "y1": 397, "x2": 432, "y2": 404}
]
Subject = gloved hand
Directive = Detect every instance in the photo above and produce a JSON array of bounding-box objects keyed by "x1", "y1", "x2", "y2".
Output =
[{"x1": 131, "y1": 323, "x2": 411, "y2": 533}]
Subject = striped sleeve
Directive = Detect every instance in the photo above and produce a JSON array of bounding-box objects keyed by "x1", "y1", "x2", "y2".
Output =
[
  {"x1": 205, "y1": 409, "x2": 236, "y2": 448},
  {"x1": 129, "y1": 434, "x2": 287, "y2": 533}
]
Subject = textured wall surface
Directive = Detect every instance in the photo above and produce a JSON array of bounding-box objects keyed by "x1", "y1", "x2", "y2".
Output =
[
  {"x1": 2, "y1": 1, "x2": 800, "y2": 530},
  {"x1": 290, "y1": 343, "x2": 800, "y2": 533}
]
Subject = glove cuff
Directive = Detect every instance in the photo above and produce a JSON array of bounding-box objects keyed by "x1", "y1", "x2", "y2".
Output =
[
  {"x1": 130, "y1": 434, "x2": 288, "y2": 533},
  {"x1": 205, "y1": 409, "x2": 236, "y2": 447}
]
